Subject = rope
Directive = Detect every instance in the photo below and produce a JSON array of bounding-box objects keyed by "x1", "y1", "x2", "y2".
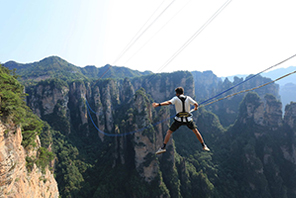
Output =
[
  {"x1": 99, "y1": 0, "x2": 176, "y2": 80},
  {"x1": 113, "y1": 0, "x2": 175, "y2": 65},
  {"x1": 86, "y1": 70, "x2": 296, "y2": 136},
  {"x1": 124, "y1": 0, "x2": 194, "y2": 65},
  {"x1": 119, "y1": 0, "x2": 166, "y2": 63},
  {"x1": 143, "y1": 0, "x2": 232, "y2": 84},
  {"x1": 97, "y1": 0, "x2": 176, "y2": 80},
  {"x1": 198, "y1": 70, "x2": 296, "y2": 109}
]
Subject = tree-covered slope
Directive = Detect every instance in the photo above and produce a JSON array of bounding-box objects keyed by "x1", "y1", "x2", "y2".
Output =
[
  {"x1": 4, "y1": 56, "x2": 152, "y2": 85},
  {"x1": 80, "y1": 64, "x2": 152, "y2": 79},
  {"x1": 4, "y1": 56, "x2": 87, "y2": 83},
  {"x1": 0, "y1": 64, "x2": 58, "y2": 196},
  {"x1": 0, "y1": 64, "x2": 44, "y2": 148}
]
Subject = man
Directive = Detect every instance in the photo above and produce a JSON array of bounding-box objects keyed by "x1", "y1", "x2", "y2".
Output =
[{"x1": 152, "y1": 87, "x2": 210, "y2": 154}]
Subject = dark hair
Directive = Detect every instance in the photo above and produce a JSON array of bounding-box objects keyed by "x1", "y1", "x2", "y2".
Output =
[{"x1": 175, "y1": 87, "x2": 184, "y2": 94}]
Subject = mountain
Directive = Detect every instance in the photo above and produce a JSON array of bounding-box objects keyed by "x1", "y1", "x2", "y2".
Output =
[
  {"x1": 4, "y1": 56, "x2": 86, "y2": 83},
  {"x1": 4, "y1": 56, "x2": 152, "y2": 84},
  {"x1": 80, "y1": 64, "x2": 152, "y2": 79},
  {"x1": 2, "y1": 58, "x2": 296, "y2": 197}
]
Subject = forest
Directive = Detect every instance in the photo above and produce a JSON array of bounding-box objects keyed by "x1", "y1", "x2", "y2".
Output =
[{"x1": 2, "y1": 56, "x2": 296, "y2": 198}]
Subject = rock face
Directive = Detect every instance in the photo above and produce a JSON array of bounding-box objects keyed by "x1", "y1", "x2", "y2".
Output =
[
  {"x1": 238, "y1": 92, "x2": 283, "y2": 130},
  {"x1": 225, "y1": 92, "x2": 296, "y2": 197},
  {"x1": 192, "y1": 70, "x2": 221, "y2": 101},
  {"x1": 192, "y1": 71, "x2": 280, "y2": 127},
  {"x1": 133, "y1": 90, "x2": 157, "y2": 182},
  {"x1": 27, "y1": 83, "x2": 69, "y2": 118},
  {"x1": 264, "y1": 94, "x2": 282, "y2": 128},
  {"x1": 284, "y1": 102, "x2": 296, "y2": 131},
  {"x1": 25, "y1": 71, "x2": 194, "y2": 185},
  {"x1": 0, "y1": 120, "x2": 59, "y2": 198},
  {"x1": 281, "y1": 102, "x2": 296, "y2": 165}
]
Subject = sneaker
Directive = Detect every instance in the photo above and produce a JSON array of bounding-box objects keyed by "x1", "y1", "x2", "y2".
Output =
[
  {"x1": 155, "y1": 147, "x2": 166, "y2": 155},
  {"x1": 203, "y1": 145, "x2": 210, "y2": 151}
]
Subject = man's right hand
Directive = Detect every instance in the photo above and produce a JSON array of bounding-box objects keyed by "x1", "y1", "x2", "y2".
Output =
[{"x1": 152, "y1": 103, "x2": 159, "y2": 108}]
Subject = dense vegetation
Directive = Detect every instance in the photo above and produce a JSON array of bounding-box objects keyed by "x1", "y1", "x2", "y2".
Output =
[
  {"x1": 4, "y1": 56, "x2": 151, "y2": 86},
  {"x1": 0, "y1": 64, "x2": 54, "y2": 173},
  {"x1": 3, "y1": 57, "x2": 296, "y2": 198}
]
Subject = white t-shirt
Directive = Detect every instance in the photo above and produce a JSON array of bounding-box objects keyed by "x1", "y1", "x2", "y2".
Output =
[{"x1": 169, "y1": 95, "x2": 197, "y2": 122}]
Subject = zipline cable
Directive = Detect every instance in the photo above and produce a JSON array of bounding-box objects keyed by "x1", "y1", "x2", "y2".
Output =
[
  {"x1": 157, "y1": 0, "x2": 232, "y2": 72},
  {"x1": 124, "y1": 0, "x2": 193, "y2": 65},
  {"x1": 113, "y1": 0, "x2": 166, "y2": 65},
  {"x1": 143, "y1": 0, "x2": 232, "y2": 85},
  {"x1": 87, "y1": 53, "x2": 296, "y2": 136},
  {"x1": 99, "y1": 0, "x2": 177, "y2": 79}
]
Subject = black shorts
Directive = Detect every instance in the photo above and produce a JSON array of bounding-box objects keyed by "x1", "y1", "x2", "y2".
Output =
[{"x1": 169, "y1": 119, "x2": 197, "y2": 132}]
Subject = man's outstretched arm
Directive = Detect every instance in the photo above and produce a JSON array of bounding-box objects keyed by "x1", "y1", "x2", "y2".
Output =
[{"x1": 152, "y1": 101, "x2": 172, "y2": 108}]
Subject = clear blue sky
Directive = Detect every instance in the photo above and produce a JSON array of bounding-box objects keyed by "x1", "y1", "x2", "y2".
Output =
[{"x1": 1, "y1": 0, "x2": 296, "y2": 77}]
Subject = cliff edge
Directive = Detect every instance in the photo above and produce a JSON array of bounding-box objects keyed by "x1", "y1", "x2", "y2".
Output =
[{"x1": 0, "y1": 120, "x2": 59, "y2": 198}]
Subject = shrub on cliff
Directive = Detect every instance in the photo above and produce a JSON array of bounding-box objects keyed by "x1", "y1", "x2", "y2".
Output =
[{"x1": 0, "y1": 63, "x2": 53, "y2": 172}]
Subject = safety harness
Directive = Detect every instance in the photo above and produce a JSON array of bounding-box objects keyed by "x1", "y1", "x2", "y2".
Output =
[{"x1": 175, "y1": 95, "x2": 191, "y2": 122}]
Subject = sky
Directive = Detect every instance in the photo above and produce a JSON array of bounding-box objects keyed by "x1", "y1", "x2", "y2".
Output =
[{"x1": 1, "y1": 0, "x2": 296, "y2": 77}]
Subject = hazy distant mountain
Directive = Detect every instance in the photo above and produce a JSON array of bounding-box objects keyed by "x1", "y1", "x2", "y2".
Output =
[
  {"x1": 280, "y1": 83, "x2": 296, "y2": 109},
  {"x1": 261, "y1": 66, "x2": 296, "y2": 86},
  {"x1": 221, "y1": 66, "x2": 296, "y2": 111},
  {"x1": 221, "y1": 66, "x2": 296, "y2": 86}
]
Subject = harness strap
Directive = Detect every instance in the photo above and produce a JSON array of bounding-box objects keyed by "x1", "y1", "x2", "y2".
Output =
[
  {"x1": 176, "y1": 96, "x2": 190, "y2": 122},
  {"x1": 176, "y1": 112, "x2": 191, "y2": 117}
]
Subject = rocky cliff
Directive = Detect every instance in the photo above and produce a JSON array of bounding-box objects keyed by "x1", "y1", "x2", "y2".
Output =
[
  {"x1": 217, "y1": 93, "x2": 296, "y2": 197},
  {"x1": 24, "y1": 71, "x2": 194, "y2": 197},
  {"x1": 192, "y1": 71, "x2": 280, "y2": 127},
  {"x1": 237, "y1": 93, "x2": 283, "y2": 129},
  {"x1": 0, "y1": 120, "x2": 59, "y2": 198}
]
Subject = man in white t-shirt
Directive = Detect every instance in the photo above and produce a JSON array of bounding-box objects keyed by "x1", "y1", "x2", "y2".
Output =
[{"x1": 152, "y1": 87, "x2": 210, "y2": 154}]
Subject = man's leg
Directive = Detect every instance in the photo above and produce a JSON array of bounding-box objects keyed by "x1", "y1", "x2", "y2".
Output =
[
  {"x1": 163, "y1": 129, "x2": 174, "y2": 145},
  {"x1": 156, "y1": 129, "x2": 173, "y2": 154},
  {"x1": 156, "y1": 122, "x2": 179, "y2": 154},
  {"x1": 191, "y1": 128, "x2": 204, "y2": 144},
  {"x1": 156, "y1": 129, "x2": 174, "y2": 154},
  {"x1": 191, "y1": 127, "x2": 210, "y2": 151},
  {"x1": 162, "y1": 120, "x2": 182, "y2": 148}
]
